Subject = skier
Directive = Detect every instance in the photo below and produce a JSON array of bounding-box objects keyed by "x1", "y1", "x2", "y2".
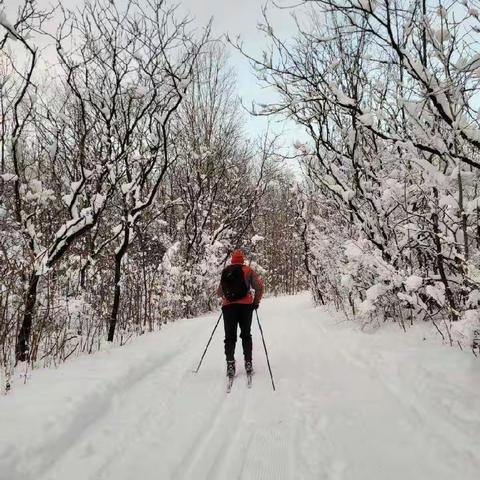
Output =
[{"x1": 217, "y1": 249, "x2": 264, "y2": 379}]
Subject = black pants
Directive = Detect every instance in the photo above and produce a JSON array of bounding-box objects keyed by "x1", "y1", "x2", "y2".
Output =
[{"x1": 222, "y1": 304, "x2": 253, "y2": 362}]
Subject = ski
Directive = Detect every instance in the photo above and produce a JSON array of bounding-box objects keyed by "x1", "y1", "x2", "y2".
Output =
[{"x1": 227, "y1": 374, "x2": 252, "y2": 392}]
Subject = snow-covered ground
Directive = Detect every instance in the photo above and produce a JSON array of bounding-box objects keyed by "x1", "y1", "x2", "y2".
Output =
[{"x1": 1, "y1": 293, "x2": 479, "y2": 480}]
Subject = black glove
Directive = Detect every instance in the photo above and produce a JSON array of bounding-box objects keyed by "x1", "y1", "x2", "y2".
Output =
[{"x1": 252, "y1": 303, "x2": 259, "y2": 310}]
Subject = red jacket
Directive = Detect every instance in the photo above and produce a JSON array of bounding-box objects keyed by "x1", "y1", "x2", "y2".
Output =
[{"x1": 217, "y1": 263, "x2": 264, "y2": 306}]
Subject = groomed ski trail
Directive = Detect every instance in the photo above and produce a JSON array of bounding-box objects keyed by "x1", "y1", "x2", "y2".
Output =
[{"x1": 1, "y1": 293, "x2": 479, "y2": 480}]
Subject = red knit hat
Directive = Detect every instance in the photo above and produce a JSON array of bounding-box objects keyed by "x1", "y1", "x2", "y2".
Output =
[{"x1": 231, "y1": 249, "x2": 245, "y2": 264}]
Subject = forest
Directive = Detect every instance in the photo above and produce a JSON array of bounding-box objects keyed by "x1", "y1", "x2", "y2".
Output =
[{"x1": 2, "y1": 0, "x2": 480, "y2": 392}]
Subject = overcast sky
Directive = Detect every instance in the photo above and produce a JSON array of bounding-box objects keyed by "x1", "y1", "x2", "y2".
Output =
[
  {"x1": 175, "y1": 0, "x2": 303, "y2": 140},
  {"x1": 2, "y1": 0, "x2": 305, "y2": 142}
]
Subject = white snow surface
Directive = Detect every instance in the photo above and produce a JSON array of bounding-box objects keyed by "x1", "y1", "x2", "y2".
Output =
[
  {"x1": 1, "y1": 293, "x2": 480, "y2": 480},
  {"x1": 405, "y1": 275, "x2": 423, "y2": 291}
]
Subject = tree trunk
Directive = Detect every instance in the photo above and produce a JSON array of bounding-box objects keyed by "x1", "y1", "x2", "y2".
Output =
[
  {"x1": 108, "y1": 255, "x2": 123, "y2": 342},
  {"x1": 432, "y1": 188, "x2": 458, "y2": 321},
  {"x1": 16, "y1": 272, "x2": 39, "y2": 363},
  {"x1": 108, "y1": 226, "x2": 130, "y2": 342},
  {"x1": 458, "y1": 164, "x2": 469, "y2": 262}
]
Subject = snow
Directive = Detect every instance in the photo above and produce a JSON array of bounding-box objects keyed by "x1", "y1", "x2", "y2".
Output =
[
  {"x1": 426, "y1": 284, "x2": 446, "y2": 306},
  {"x1": 467, "y1": 289, "x2": 480, "y2": 307},
  {"x1": 92, "y1": 193, "x2": 105, "y2": 212},
  {"x1": 177, "y1": 78, "x2": 189, "y2": 90},
  {"x1": 47, "y1": 141, "x2": 57, "y2": 157},
  {"x1": 62, "y1": 194, "x2": 73, "y2": 206},
  {"x1": 251, "y1": 234, "x2": 265, "y2": 244},
  {"x1": 111, "y1": 224, "x2": 123, "y2": 236},
  {"x1": 1, "y1": 173, "x2": 17, "y2": 182},
  {"x1": 413, "y1": 157, "x2": 450, "y2": 187},
  {"x1": 0, "y1": 10, "x2": 20, "y2": 40},
  {"x1": 344, "y1": 240, "x2": 363, "y2": 259},
  {"x1": 452, "y1": 310, "x2": 480, "y2": 345},
  {"x1": 121, "y1": 182, "x2": 134, "y2": 194},
  {"x1": 1, "y1": 293, "x2": 479, "y2": 480},
  {"x1": 29, "y1": 179, "x2": 43, "y2": 194},
  {"x1": 357, "y1": 112, "x2": 374, "y2": 126},
  {"x1": 405, "y1": 275, "x2": 423, "y2": 291},
  {"x1": 328, "y1": 83, "x2": 356, "y2": 106},
  {"x1": 71, "y1": 180, "x2": 82, "y2": 191},
  {"x1": 340, "y1": 273, "x2": 354, "y2": 290},
  {"x1": 156, "y1": 111, "x2": 168, "y2": 124},
  {"x1": 341, "y1": 189, "x2": 354, "y2": 202},
  {"x1": 397, "y1": 291, "x2": 416, "y2": 306},
  {"x1": 365, "y1": 282, "x2": 387, "y2": 302}
]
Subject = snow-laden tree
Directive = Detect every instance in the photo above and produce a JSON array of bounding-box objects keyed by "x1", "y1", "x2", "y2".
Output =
[
  {"x1": 252, "y1": 169, "x2": 308, "y2": 296},
  {"x1": 50, "y1": 0, "x2": 211, "y2": 342},
  {"x1": 156, "y1": 45, "x2": 277, "y2": 317},
  {"x1": 0, "y1": 0, "x2": 212, "y2": 365},
  {"x1": 0, "y1": 1, "x2": 56, "y2": 368},
  {"x1": 241, "y1": 1, "x2": 480, "y2": 343}
]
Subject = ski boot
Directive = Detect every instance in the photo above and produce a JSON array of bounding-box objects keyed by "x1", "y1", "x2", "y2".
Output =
[
  {"x1": 226, "y1": 360, "x2": 236, "y2": 378},
  {"x1": 245, "y1": 360, "x2": 254, "y2": 376}
]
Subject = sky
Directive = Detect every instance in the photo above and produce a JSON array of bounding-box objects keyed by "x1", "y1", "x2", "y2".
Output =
[
  {"x1": 175, "y1": 0, "x2": 306, "y2": 142},
  {"x1": 1, "y1": 0, "x2": 307, "y2": 144}
]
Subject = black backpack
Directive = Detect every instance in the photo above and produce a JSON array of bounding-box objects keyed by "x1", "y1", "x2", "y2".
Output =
[{"x1": 221, "y1": 265, "x2": 249, "y2": 301}]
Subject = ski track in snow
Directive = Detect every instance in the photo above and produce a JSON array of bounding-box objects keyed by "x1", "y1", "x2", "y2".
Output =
[{"x1": 1, "y1": 293, "x2": 480, "y2": 480}]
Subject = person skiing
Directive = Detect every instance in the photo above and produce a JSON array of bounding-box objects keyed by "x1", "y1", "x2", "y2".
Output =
[{"x1": 217, "y1": 249, "x2": 264, "y2": 379}]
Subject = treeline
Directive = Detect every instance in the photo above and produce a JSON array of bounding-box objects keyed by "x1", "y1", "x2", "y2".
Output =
[
  {"x1": 249, "y1": 0, "x2": 480, "y2": 346},
  {"x1": 0, "y1": 0, "x2": 306, "y2": 390}
]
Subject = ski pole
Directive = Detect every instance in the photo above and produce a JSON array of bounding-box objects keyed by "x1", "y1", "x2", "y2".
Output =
[
  {"x1": 255, "y1": 310, "x2": 276, "y2": 391},
  {"x1": 194, "y1": 311, "x2": 223, "y2": 373}
]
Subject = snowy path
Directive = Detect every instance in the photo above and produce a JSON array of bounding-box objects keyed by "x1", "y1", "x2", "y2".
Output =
[{"x1": 1, "y1": 293, "x2": 480, "y2": 480}]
